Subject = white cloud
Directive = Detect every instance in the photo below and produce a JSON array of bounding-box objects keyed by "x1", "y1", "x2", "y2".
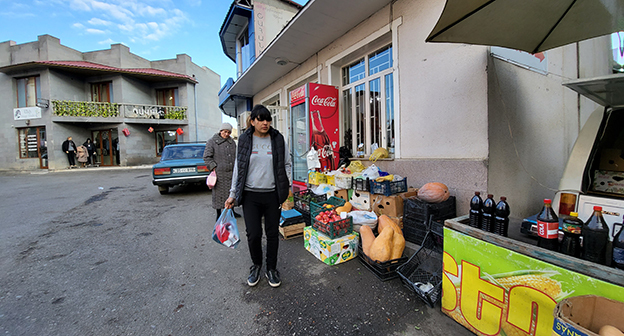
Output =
[
  {"x1": 88, "y1": 17, "x2": 112, "y2": 26},
  {"x1": 72, "y1": 22, "x2": 85, "y2": 29},
  {"x1": 86, "y1": 28, "x2": 106, "y2": 34},
  {"x1": 98, "y1": 38, "x2": 116, "y2": 45},
  {"x1": 70, "y1": 0, "x2": 91, "y2": 11}
]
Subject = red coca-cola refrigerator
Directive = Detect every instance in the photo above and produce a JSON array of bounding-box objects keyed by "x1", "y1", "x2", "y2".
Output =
[{"x1": 290, "y1": 83, "x2": 340, "y2": 187}]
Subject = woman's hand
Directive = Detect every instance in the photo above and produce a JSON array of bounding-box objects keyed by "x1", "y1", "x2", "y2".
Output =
[{"x1": 224, "y1": 197, "x2": 235, "y2": 209}]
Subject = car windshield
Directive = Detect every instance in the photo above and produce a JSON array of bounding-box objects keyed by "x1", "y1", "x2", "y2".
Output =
[{"x1": 161, "y1": 146, "x2": 205, "y2": 160}]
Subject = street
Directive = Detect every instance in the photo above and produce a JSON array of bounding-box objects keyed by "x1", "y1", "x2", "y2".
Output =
[{"x1": 0, "y1": 168, "x2": 473, "y2": 336}]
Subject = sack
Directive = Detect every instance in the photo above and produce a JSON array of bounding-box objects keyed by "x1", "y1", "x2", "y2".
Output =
[
  {"x1": 206, "y1": 170, "x2": 217, "y2": 189},
  {"x1": 361, "y1": 164, "x2": 380, "y2": 179},
  {"x1": 306, "y1": 147, "x2": 321, "y2": 170},
  {"x1": 212, "y1": 209, "x2": 240, "y2": 248}
]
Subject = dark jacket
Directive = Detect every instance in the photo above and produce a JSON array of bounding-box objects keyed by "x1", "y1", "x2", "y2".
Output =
[
  {"x1": 233, "y1": 127, "x2": 289, "y2": 206},
  {"x1": 62, "y1": 140, "x2": 77, "y2": 153}
]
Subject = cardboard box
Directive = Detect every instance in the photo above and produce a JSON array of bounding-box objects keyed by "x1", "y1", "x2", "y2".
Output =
[
  {"x1": 350, "y1": 190, "x2": 372, "y2": 211},
  {"x1": 398, "y1": 187, "x2": 418, "y2": 201},
  {"x1": 592, "y1": 170, "x2": 624, "y2": 195},
  {"x1": 552, "y1": 295, "x2": 624, "y2": 336},
  {"x1": 303, "y1": 226, "x2": 358, "y2": 265},
  {"x1": 333, "y1": 189, "x2": 351, "y2": 202},
  {"x1": 372, "y1": 195, "x2": 404, "y2": 217},
  {"x1": 599, "y1": 149, "x2": 624, "y2": 172}
]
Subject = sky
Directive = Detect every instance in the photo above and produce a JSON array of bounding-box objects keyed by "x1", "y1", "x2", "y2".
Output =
[{"x1": 0, "y1": 0, "x2": 308, "y2": 124}]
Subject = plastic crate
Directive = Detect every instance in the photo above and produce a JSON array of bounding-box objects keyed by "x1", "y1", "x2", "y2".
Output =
[
  {"x1": 397, "y1": 231, "x2": 443, "y2": 308},
  {"x1": 353, "y1": 177, "x2": 370, "y2": 191},
  {"x1": 308, "y1": 171, "x2": 327, "y2": 185},
  {"x1": 300, "y1": 208, "x2": 312, "y2": 226},
  {"x1": 293, "y1": 189, "x2": 327, "y2": 213},
  {"x1": 358, "y1": 242, "x2": 409, "y2": 281},
  {"x1": 404, "y1": 196, "x2": 456, "y2": 224},
  {"x1": 369, "y1": 177, "x2": 408, "y2": 196},
  {"x1": 310, "y1": 196, "x2": 346, "y2": 217},
  {"x1": 402, "y1": 218, "x2": 429, "y2": 245},
  {"x1": 334, "y1": 175, "x2": 353, "y2": 189},
  {"x1": 313, "y1": 216, "x2": 353, "y2": 239}
]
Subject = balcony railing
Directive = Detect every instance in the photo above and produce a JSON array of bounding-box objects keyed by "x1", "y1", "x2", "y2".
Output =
[{"x1": 51, "y1": 100, "x2": 187, "y2": 120}]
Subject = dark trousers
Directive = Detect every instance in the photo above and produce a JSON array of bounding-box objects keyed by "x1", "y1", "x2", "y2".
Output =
[
  {"x1": 242, "y1": 190, "x2": 281, "y2": 270},
  {"x1": 66, "y1": 151, "x2": 76, "y2": 166}
]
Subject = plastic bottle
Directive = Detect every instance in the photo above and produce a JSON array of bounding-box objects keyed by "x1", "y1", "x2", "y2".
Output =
[
  {"x1": 469, "y1": 191, "x2": 483, "y2": 229},
  {"x1": 494, "y1": 196, "x2": 510, "y2": 237},
  {"x1": 559, "y1": 212, "x2": 583, "y2": 258},
  {"x1": 581, "y1": 206, "x2": 610, "y2": 265},
  {"x1": 613, "y1": 217, "x2": 624, "y2": 270},
  {"x1": 537, "y1": 199, "x2": 559, "y2": 252},
  {"x1": 480, "y1": 194, "x2": 495, "y2": 232}
]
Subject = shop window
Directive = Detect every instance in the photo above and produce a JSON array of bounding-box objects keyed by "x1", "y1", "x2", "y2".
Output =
[
  {"x1": 16, "y1": 76, "x2": 41, "y2": 108},
  {"x1": 91, "y1": 82, "x2": 112, "y2": 102},
  {"x1": 18, "y1": 127, "x2": 45, "y2": 159},
  {"x1": 156, "y1": 130, "x2": 178, "y2": 156},
  {"x1": 341, "y1": 45, "x2": 394, "y2": 158},
  {"x1": 156, "y1": 88, "x2": 178, "y2": 106}
]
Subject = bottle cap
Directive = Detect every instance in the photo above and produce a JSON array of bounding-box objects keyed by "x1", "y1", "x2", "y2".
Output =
[
  {"x1": 544, "y1": 199, "x2": 552, "y2": 204},
  {"x1": 475, "y1": 191, "x2": 480, "y2": 196},
  {"x1": 500, "y1": 196, "x2": 506, "y2": 201},
  {"x1": 487, "y1": 194, "x2": 493, "y2": 198},
  {"x1": 570, "y1": 212, "x2": 578, "y2": 217},
  {"x1": 594, "y1": 206, "x2": 602, "y2": 211}
]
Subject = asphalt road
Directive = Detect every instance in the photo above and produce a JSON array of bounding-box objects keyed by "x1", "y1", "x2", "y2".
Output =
[{"x1": 0, "y1": 168, "x2": 474, "y2": 336}]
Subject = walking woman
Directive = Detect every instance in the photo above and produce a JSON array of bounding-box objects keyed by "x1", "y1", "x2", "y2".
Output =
[
  {"x1": 225, "y1": 105, "x2": 291, "y2": 288},
  {"x1": 203, "y1": 123, "x2": 239, "y2": 220}
]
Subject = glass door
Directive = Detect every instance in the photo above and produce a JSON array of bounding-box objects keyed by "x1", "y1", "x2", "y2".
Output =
[
  {"x1": 38, "y1": 127, "x2": 47, "y2": 169},
  {"x1": 92, "y1": 129, "x2": 118, "y2": 166},
  {"x1": 291, "y1": 102, "x2": 309, "y2": 183}
]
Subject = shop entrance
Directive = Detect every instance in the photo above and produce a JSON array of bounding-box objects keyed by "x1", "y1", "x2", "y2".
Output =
[
  {"x1": 92, "y1": 129, "x2": 119, "y2": 166},
  {"x1": 18, "y1": 126, "x2": 47, "y2": 169}
]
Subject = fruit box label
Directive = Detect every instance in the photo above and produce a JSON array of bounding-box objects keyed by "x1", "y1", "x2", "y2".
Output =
[
  {"x1": 442, "y1": 227, "x2": 624, "y2": 336},
  {"x1": 303, "y1": 226, "x2": 358, "y2": 265}
]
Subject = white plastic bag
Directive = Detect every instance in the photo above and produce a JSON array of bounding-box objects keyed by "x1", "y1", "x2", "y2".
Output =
[
  {"x1": 306, "y1": 147, "x2": 321, "y2": 170},
  {"x1": 206, "y1": 170, "x2": 217, "y2": 189},
  {"x1": 347, "y1": 210, "x2": 378, "y2": 225},
  {"x1": 361, "y1": 164, "x2": 380, "y2": 179}
]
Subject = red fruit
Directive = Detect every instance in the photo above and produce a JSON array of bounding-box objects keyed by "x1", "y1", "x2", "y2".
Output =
[
  {"x1": 315, "y1": 215, "x2": 322, "y2": 221},
  {"x1": 216, "y1": 223, "x2": 230, "y2": 242}
]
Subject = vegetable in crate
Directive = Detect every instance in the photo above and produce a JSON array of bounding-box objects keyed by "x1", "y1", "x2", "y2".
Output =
[
  {"x1": 335, "y1": 201, "x2": 352, "y2": 214},
  {"x1": 361, "y1": 215, "x2": 406, "y2": 262},
  {"x1": 417, "y1": 182, "x2": 450, "y2": 203},
  {"x1": 369, "y1": 226, "x2": 394, "y2": 262},
  {"x1": 379, "y1": 215, "x2": 405, "y2": 260}
]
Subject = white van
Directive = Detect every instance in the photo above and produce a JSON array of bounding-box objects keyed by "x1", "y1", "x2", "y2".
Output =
[{"x1": 550, "y1": 73, "x2": 624, "y2": 240}]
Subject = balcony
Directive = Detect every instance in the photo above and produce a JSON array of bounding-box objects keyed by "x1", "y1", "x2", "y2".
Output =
[{"x1": 51, "y1": 100, "x2": 187, "y2": 122}]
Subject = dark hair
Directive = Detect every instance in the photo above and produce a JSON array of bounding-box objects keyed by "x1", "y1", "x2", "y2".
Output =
[{"x1": 250, "y1": 104, "x2": 272, "y2": 122}]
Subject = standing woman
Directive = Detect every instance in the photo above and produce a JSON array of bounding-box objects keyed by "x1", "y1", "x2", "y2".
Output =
[
  {"x1": 83, "y1": 138, "x2": 96, "y2": 166},
  {"x1": 225, "y1": 105, "x2": 291, "y2": 288},
  {"x1": 203, "y1": 123, "x2": 238, "y2": 220}
]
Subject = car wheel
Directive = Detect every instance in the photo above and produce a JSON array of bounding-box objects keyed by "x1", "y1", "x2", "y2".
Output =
[{"x1": 158, "y1": 186, "x2": 169, "y2": 195}]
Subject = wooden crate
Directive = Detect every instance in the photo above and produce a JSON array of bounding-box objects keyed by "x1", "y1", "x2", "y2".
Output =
[{"x1": 279, "y1": 223, "x2": 305, "y2": 239}]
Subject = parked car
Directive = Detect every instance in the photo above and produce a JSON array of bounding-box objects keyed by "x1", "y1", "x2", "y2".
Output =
[
  {"x1": 522, "y1": 74, "x2": 624, "y2": 239},
  {"x1": 152, "y1": 143, "x2": 210, "y2": 195}
]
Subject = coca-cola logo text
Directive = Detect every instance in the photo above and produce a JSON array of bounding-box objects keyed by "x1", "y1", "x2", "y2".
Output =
[{"x1": 311, "y1": 95, "x2": 337, "y2": 108}]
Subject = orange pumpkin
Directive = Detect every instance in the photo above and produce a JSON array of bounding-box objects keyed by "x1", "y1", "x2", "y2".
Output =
[{"x1": 417, "y1": 182, "x2": 450, "y2": 203}]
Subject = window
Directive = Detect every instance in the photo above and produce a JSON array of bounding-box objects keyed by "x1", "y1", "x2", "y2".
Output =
[
  {"x1": 155, "y1": 130, "x2": 178, "y2": 156},
  {"x1": 91, "y1": 82, "x2": 112, "y2": 102},
  {"x1": 238, "y1": 25, "x2": 252, "y2": 76},
  {"x1": 157, "y1": 88, "x2": 178, "y2": 106},
  {"x1": 341, "y1": 45, "x2": 394, "y2": 157},
  {"x1": 16, "y1": 76, "x2": 41, "y2": 107},
  {"x1": 18, "y1": 127, "x2": 45, "y2": 159}
]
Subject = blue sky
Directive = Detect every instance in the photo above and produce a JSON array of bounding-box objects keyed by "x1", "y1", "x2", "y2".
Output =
[{"x1": 0, "y1": 0, "x2": 307, "y2": 101}]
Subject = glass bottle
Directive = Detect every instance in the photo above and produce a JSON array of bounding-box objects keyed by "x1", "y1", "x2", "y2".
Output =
[
  {"x1": 469, "y1": 191, "x2": 483, "y2": 229},
  {"x1": 559, "y1": 212, "x2": 583, "y2": 258},
  {"x1": 494, "y1": 196, "x2": 510, "y2": 237},
  {"x1": 480, "y1": 194, "x2": 495, "y2": 232},
  {"x1": 537, "y1": 199, "x2": 559, "y2": 252},
  {"x1": 581, "y1": 206, "x2": 610, "y2": 265},
  {"x1": 311, "y1": 110, "x2": 335, "y2": 171}
]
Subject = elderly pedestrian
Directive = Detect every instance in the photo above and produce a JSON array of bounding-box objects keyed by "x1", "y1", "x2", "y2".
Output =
[
  {"x1": 204, "y1": 122, "x2": 240, "y2": 220},
  {"x1": 61, "y1": 136, "x2": 77, "y2": 168},
  {"x1": 225, "y1": 105, "x2": 291, "y2": 288}
]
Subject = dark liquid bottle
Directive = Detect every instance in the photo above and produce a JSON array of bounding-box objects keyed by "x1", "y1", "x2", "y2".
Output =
[
  {"x1": 494, "y1": 196, "x2": 510, "y2": 237},
  {"x1": 537, "y1": 199, "x2": 559, "y2": 251},
  {"x1": 613, "y1": 218, "x2": 624, "y2": 270},
  {"x1": 480, "y1": 194, "x2": 495, "y2": 232},
  {"x1": 469, "y1": 191, "x2": 483, "y2": 229},
  {"x1": 581, "y1": 206, "x2": 610, "y2": 265},
  {"x1": 560, "y1": 212, "x2": 583, "y2": 258}
]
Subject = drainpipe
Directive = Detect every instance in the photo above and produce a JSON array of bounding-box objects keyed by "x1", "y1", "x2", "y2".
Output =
[{"x1": 194, "y1": 80, "x2": 199, "y2": 141}]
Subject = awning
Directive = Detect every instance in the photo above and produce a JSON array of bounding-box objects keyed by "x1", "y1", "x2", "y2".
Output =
[{"x1": 219, "y1": 77, "x2": 251, "y2": 118}]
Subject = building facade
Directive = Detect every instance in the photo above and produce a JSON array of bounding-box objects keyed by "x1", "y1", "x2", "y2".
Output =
[
  {"x1": 0, "y1": 35, "x2": 221, "y2": 171},
  {"x1": 219, "y1": 0, "x2": 615, "y2": 217}
]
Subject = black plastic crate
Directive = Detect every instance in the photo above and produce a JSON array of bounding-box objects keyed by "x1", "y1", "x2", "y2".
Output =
[
  {"x1": 293, "y1": 189, "x2": 327, "y2": 213},
  {"x1": 353, "y1": 177, "x2": 370, "y2": 191},
  {"x1": 397, "y1": 231, "x2": 443, "y2": 308},
  {"x1": 369, "y1": 177, "x2": 408, "y2": 196},
  {"x1": 299, "y1": 208, "x2": 312, "y2": 226},
  {"x1": 358, "y1": 242, "x2": 408, "y2": 281},
  {"x1": 404, "y1": 196, "x2": 456, "y2": 224},
  {"x1": 402, "y1": 218, "x2": 428, "y2": 245}
]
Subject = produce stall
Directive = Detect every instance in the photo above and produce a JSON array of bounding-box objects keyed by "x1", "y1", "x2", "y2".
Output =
[{"x1": 442, "y1": 216, "x2": 624, "y2": 336}]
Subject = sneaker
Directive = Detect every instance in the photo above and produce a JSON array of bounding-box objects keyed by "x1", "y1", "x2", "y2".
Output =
[
  {"x1": 266, "y1": 269, "x2": 281, "y2": 288},
  {"x1": 247, "y1": 265, "x2": 261, "y2": 287}
]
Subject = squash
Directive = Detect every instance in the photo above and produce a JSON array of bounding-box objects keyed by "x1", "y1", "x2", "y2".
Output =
[
  {"x1": 335, "y1": 201, "x2": 353, "y2": 214},
  {"x1": 378, "y1": 215, "x2": 405, "y2": 259},
  {"x1": 417, "y1": 182, "x2": 450, "y2": 203},
  {"x1": 369, "y1": 226, "x2": 394, "y2": 262},
  {"x1": 599, "y1": 325, "x2": 624, "y2": 336},
  {"x1": 360, "y1": 225, "x2": 375, "y2": 256}
]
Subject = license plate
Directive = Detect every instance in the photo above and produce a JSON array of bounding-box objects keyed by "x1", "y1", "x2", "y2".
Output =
[{"x1": 173, "y1": 167, "x2": 196, "y2": 174}]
